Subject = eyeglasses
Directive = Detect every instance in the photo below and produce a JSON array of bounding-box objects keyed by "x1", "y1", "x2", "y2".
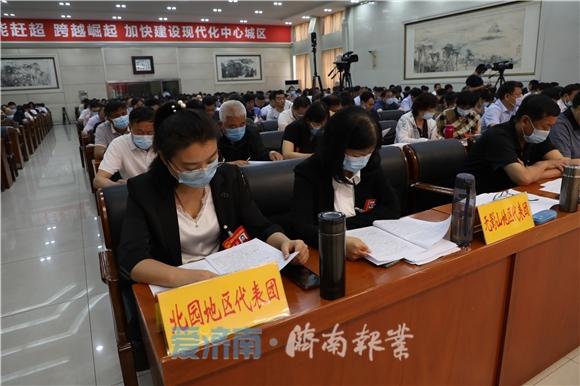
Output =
[{"x1": 493, "y1": 190, "x2": 538, "y2": 201}]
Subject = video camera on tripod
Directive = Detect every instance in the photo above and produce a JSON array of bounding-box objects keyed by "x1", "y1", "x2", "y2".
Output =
[
  {"x1": 328, "y1": 51, "x2": 359, "y2": 90},
  {"x1": 487, "y1": 60, "x2": 514, "y2": 88}
]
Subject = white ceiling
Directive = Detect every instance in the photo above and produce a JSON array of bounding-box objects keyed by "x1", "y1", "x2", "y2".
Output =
[{"x1": 1, "y1": 1, "x2": 350, "y2": 26}]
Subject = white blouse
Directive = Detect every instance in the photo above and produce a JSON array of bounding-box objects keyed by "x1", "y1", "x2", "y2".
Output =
[
  {"x1": 332, "y1": 172, "x2": 361, "y2": 218},
  {"x1": 176, "y1": 187, "x2": 220, "y2": 264}
]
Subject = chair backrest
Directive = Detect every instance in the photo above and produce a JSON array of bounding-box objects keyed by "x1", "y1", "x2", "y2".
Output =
[
  {"x1": 379, "y1": 120, "x2": 398, "y2": 145},
  {"x1": 259, "y1": 130, "x2": 284, "y2": 153},
  {"x1": 259, "y1": 120, "x2": 279, "y2": 132},
  {"x1": 378, "y1": 110, "x2": 404, "y2": 122},
  {"x1": 98, "y1": 184, "x2": 129, "y2": 253},
  {"x1": 404, "y1": 139, "x2": 467, "y2": 187},
  {"x1": 378, "y1": 146, "x2": 410, "y2": 214},
  {"x1": 240, "y1": 158, "x2": 302, "y2": 218}
]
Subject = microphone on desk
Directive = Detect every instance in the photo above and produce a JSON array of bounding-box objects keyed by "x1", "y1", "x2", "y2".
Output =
[{"x1": 318, "y1": 211, "x2": 346, "y2": 300}]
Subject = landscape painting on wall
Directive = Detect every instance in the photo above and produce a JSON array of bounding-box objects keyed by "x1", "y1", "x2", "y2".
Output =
[
  {"x1": 215, "y1": 54, "x2": 262, "y2": 83},
  {"x1": 1, "y1": 57, "x2": 59, "y2": 90},
  {"x1": 404, "y1": 2, "x2": 541, "y2": 79}
]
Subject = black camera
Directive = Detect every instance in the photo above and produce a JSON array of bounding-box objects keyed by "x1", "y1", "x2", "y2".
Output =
[
  {"x1": 492, "y1": 61, "x2": 514, "y2": 72},
  {"x1": 341, "y1": 51, "x2": 359, "y2": 64}
]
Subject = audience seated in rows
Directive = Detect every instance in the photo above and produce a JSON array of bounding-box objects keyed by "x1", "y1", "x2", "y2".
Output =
[
  {"x1": 282, "y1": 101, "x2": 328, "y2": 160},
  {"x1": 481, "y1": 81, "x2": 523, "y2": 131},
  {"x1": 94, "y1": 99, "x2": 130, "y2": 160},
  {"x1": 395, "y1": 93, "x2": 441, "y2": 143}
]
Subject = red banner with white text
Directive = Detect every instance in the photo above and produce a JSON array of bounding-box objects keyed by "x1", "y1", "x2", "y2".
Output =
[{"x1": 0, "y1": 19, "x2": 291, "y2": 43}]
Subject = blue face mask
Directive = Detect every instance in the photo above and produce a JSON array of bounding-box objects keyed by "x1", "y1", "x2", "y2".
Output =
[
  {"x1": 175, "y1": 158, "x2": 220, "y2": 188},
  {"x1": 423, "y1": 112, "x2": 435, "y2": 120},
  {"x1": 343, "y1": 153, "x2": 372, "y2": 173},
  {"x1": 224, "y1": 126, "x2": 246, "y2": 142},
  {"x1": 112, "y1": 114, "x2": 129, "y2": 130},
  {"x1": 132, "y1": 134, "x2": 153, "y2": 150}
]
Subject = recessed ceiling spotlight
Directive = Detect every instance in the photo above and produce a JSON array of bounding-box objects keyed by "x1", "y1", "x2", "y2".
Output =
[
  {"x1": 301, "y1": 15, "x2": 310, "y2": 19},
  {"x1": 61, "y1": 14, "x2": 71, "y2": 18},
  {"x1": 201, "y1": 18, "x2": 209, "y2": 22},
  {"x1": 166, "y1": 6, "x2": 176, "y2": 10},
  {"x1": 213, "y1": 8, "x2": 222, "y2": 12},
  {"x1": 1, "y1": 1, "x2": 7, "y2": 4},
  {"x1": 115, "y1": 4, "x2": 126, "y2": 8},
  {"x1": 273, "y1": 2, "x2": 283, "y2": 6},
  {"x1": 254, "y1": 10, "x2": 263, "y2": 14},
  {"x1": 284, "y1": 21, "x2": 292, "y2": 25},
  {"x1": 228, "y1": 0, "x2": 238, "y2": 3},
  {"x1": 112, "y1": 16, "x2": 122, "y2": 20},
  {"x1": 240, "y1": 19, "x2": 248, "y2": 23},
  {"x1": 324, "y1": 8, "x2": 333, "y2": 12},
  {"x1": 58, "y1": 2, "x2": 71, "y2": 6},
  {"x1": 158, "y1": 17, "x2": 168, "y2": 21}
]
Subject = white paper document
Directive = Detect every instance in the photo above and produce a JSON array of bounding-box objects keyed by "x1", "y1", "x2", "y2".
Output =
[
  {"x1": 346, "y1": 216, "x2": 459, "y2": 266},
  {"x1": 149, "y1": 238, "x2": 298, "y2": 296},
  {"x1": 540, "y1": 179, "x2": 562, "y2": 195},
  {"x1": 476, "y1": 190, "x2": 559, "y2": 215}
]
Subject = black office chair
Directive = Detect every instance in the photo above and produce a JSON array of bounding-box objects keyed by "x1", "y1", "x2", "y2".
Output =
[
  {"x1": 260, "y1": 130, "x2": 284, "y2": 153},
  {"x1": 240, "y1": 158, "x2": 303, "y2": 234},
  {"x1": 379, "y1": 146, "x2": 410, "y2": 215},
  {"x1": 258, "y1": 120, "x2": 279, "y2": 132},
  {"x1": 403, "y1": 139, "x2": 467, "y2": 212},
  {"x1": 379, "y1": 120, "x2": 398, "y2": 145},
  {"x1": 97, "y1": 185, "x2": 142, "y2": 386},
  {"x1": 378, "y1": 110, "x2": 404, "y2": 122}
]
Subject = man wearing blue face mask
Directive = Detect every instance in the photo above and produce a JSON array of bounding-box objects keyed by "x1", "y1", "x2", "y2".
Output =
[
  {"x1": 217, "y1": 100, "x2": 283, "y2": 166},
  {"x1": 93, "y1": 107, "x2": 156, "y2": 189},
  {"x1": 462, "y1": 95, "x2": 579, "y2": 194},
  {"x1": 94, "y1": 99, "x2": 130, "y2": 160}
]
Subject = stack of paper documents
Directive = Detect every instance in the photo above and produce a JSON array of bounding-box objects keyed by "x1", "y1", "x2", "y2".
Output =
[
  {"x1": 540, "y1": 179, "x2": 563, "y2": 195},
  {"x1": 346, "y1": 216, "x2": 459, "y2": 266},
  {"x1": 149, "y1": 238, "x2": 298, "y2": 295},
  {"x1": 476, "y1": 190, "x2": 559, "y2": 214}
]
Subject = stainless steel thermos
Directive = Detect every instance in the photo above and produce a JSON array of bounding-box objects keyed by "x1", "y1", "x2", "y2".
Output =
[
  {"x1": 559, "y1": 165, "x2": 580, "y2": 212},
  {"x1": 318, "y1": 211, "x2": 346, "y2": 300}
]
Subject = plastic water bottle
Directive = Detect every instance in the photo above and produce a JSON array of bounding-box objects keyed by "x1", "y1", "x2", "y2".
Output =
[{"x1": 450, "y1": 173, "x2": 476, "y2": 247}]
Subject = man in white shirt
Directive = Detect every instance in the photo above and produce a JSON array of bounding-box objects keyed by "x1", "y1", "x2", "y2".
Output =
[
  {"x1": 266, "y1": 90, "x2": 292, "y2": 121},
  {"x1": 398, "y1": 88, "x2": 422, "y2": 112},
  {"x1": 277, "y1": 96, "x2": 311, "y2": 131},
  {"x1": 83, "y1": 108, "x2": 106, "y2": 135},
  {"x1": 78, "y1": 99, "x2": 101, "y2": 125},
  {"x1": 481, "y1": 81, "x2": 523, "y2": 131},
  {"x1": 94, "y1": 99, "x2": 130, "y2": 160},
  {"x1": 93, "y1": 107, "x2": 156, "y2": 189},
  {"x1": 557, "y1": 83, "x2": 580, "y2": 112}
]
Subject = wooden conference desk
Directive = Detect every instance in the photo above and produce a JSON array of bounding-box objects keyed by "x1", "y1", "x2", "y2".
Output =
[{"x1": 134, "y1": 184, "x2": 579, "y2": 386}]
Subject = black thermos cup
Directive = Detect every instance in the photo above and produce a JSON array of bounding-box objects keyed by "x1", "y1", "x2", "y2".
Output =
[{"x1": 318, "y1": 211, "x2": 346, "y2": 300}]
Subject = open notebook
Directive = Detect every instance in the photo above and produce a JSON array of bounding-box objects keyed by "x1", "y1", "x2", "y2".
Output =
[
  {"x1": 346, "y1": 216, "x2": 459, "y2": 266},
  {"x1": 149, "y1": 238, "x2": 298, "y2": 296}
]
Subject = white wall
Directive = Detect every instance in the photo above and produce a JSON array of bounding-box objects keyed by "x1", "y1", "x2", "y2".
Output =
[
  {"x1": 347, "y1": 1, "x2": 580, "y2": 90},
  {"x1": 2, "y1": 44, "x2": 291, "y2": 123}
]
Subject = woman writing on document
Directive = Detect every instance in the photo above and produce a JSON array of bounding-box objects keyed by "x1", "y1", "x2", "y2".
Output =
[
  {"x1": 118, "y1": 103, "x2": 309, "y2": 288},
  {"x1": 291, "y1": 107, "x2": 401, "y2": 260}
]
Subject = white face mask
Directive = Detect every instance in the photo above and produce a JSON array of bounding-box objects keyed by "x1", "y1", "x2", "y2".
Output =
[
  {"x1": 523, "y1": 119, "x2": 549, "y2": 144},
  {"x1": 456, "y1": 107, "x2": 473, "y2": 117},
  {"x1": 423, "y1": 112, "x2": 435, "y2": 120}
]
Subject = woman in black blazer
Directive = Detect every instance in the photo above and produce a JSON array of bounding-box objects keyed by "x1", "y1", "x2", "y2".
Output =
[
  {"x1": 118, "y1": 103, "x2": 309, "y2": 288},
  {"x1": 291, "y1": 106, "x2": 401, "y2": 260}
]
